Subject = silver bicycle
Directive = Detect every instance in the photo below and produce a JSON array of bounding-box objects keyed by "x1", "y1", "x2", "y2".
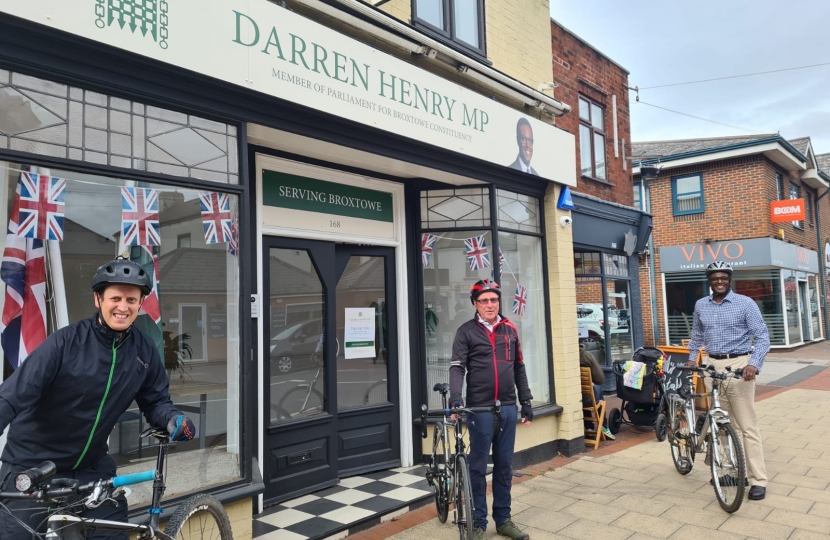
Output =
[{"x1": 663, "y1": 363, "x2": 747, "y2": 513}]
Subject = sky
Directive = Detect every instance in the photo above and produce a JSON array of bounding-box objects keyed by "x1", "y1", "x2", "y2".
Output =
[{"x1": 549, "y1": 1, "x2": 830, "y2": 155}]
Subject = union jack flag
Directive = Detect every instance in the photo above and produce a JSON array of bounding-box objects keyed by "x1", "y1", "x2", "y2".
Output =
[
  {"x1": 228, "y1": 206, "x2": 239, "y2": 257},
  {"x1": 138, "y1": 245, "x2": 161, "y2": 325},
  {"x1": 121, "y1": 187, "x2": 160, "y2": 246},
  {"x1": 200, "y1": 191, "x2": 232, "y2": 245},
  {"x1": 1, "y1": 168, "x2": 47, "y2": 369},
  {"x1": 512, "y1": 284, "x2": 528, "y2": 316},
  {"x1": 17, "y1": 172, "x2": 66, "y2": 241},
  {"x1": 421, "y1": 233, "x2": 436, "y2": 267},
  {"x1": 498, "y1": 249, "x2": 506, "y2": 276},
  {"x1": 464, "y1": 235, "x2": 490, "y2": 271}
]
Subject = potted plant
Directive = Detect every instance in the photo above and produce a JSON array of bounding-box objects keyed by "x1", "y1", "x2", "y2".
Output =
[{"x1": 163, "y1": 330, "x2": 193, "y2": 383}]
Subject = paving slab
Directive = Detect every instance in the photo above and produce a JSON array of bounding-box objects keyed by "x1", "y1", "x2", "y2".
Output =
[
  {"x1": 764, "y1": 508, "x2": 830, "y2": 534},
  {"x1": 668, "y1": 523, "x2": 746, "y2": 540},
  {"x1": 557, "y1": 518, "x2": 635, "y2": 540},
  {"x1": 718, "y1": 515, "x2": 793, "y2": 540}
]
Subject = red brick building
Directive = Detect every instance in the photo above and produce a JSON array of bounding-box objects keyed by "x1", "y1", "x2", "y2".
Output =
[
  {"x1": 551, "y1": 19, "x2": 651, "y2": 384},
  {"x1": 632, "y1": 135, "x2": 830, "y2": 348}
]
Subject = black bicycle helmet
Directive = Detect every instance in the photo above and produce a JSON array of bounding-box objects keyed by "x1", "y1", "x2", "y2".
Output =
[
  {"x1": 706, "y1": 261, "x2": 733, "y2": 278},
  {"x1": 92, "y1": 256, "x2": 152, "y2": 296},
  {"x1": 470, "y1": 279, "x2": 501, "y2": 304}
]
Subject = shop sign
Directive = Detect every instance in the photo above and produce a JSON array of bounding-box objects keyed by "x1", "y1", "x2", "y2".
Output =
[
  {"x1": 344, "y1": 308, "x2": 375, "y2": 359},
  {"x1": 660, "y1": 237, "x2": 818, "y2": 273},
  {"x1": 208, "y1": 312, "x2": 227, "y2": 339},
  {"x1": 0, "y1": 1, "x2": 576, "y2": 186},
  {"x1": 262, "y1": 170, "x2": 394, "y2": 238},
  {"x1": 770, "y1": 198, "x2": 805, "y2": 223}
]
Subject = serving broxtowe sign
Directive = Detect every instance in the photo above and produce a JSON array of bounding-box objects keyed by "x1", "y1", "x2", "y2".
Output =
[{"x1": 0, "y1": 1, "x2": 576, "y2": 185}]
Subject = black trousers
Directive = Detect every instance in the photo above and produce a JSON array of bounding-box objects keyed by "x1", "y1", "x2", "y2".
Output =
[{"x1": 0, "y1": 454, "x2": 128, "y2": 539}]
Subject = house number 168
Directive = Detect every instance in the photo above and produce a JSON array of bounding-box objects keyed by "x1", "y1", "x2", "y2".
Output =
[{"x1": 330, "y1": 220, "x2": 341, "y2": 228}]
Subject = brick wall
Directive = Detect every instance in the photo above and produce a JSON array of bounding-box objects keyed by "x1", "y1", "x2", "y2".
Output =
[
  {"x1": 377, "y1": 0, "x2": 555, "y2": 101},
  {"x1": 550, "y1": 20, "x2": 632, "y2": 206},
  {"x1": 637, "y1": 153, "x2": 824, "y2": 344}
]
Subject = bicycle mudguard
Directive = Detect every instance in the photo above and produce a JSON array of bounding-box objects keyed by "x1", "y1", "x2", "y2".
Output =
[{"x1": 112, "y1": 470, "x2": 156, "y2": 488}]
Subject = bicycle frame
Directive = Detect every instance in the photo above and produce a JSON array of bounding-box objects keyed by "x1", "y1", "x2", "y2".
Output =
[{"x1": 6, "y1": 429, "x2": 171, "y2": 539}]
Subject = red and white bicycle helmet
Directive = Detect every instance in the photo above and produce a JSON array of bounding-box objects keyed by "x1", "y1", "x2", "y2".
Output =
[{"x1": 470, "y1": 279, "x2": 501, "y2": 304}]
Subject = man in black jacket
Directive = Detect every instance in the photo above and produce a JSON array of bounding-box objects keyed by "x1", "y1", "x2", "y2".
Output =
[
  {"x1": 450, "y1": 280, "x2": 533, "y2": 540},
  {"x1": 0, "y1": 256, "x2": 195, "y2": 539}
]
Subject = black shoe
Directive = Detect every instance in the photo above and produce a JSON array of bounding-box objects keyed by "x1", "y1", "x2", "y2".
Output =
[
  {"x1": 748, "y1": 486, "x2": 766, "y2": 500},
  {"x1": 710, "y1": 475, "x2": 748, "y2": 487}
]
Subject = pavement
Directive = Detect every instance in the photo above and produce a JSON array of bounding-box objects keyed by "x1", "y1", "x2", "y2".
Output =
[{"x1": 350, "y1": 342, "x2": 830, "y2": 540}]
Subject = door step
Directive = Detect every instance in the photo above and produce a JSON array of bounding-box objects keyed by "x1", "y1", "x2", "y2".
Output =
[{"x1": 254, "y1": 466, "x2": 432, "y2": 540}]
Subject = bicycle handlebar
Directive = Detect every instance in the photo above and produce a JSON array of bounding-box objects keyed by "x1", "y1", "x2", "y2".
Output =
[
  {"x1": 0, "y1": 468, "x2": 158, "y2": 502},
  {"x1": 419, "y1": 401, "x2": 502, "y2": 439},
  {"x1": 677, "y1": 363, "x2": 744, "y2": 380}
]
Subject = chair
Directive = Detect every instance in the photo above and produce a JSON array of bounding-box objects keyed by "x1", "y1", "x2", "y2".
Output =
[{"x1": 580, "y1": 367, "x2": 606, "y2": 450}]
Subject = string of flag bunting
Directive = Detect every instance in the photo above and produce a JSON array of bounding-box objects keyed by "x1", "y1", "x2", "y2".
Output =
[{"x1": 421, "y1": 232, "x2": 530, "y2": 317}]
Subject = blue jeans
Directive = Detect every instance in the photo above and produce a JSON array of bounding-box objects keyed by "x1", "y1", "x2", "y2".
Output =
[{"x1": 466, "y1": 403, "x2": 517, "y2": 530}]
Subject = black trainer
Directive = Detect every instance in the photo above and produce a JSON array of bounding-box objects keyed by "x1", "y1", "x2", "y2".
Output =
[{"x1": 748, "y1": 486, "x2": 766, "y2": 500}]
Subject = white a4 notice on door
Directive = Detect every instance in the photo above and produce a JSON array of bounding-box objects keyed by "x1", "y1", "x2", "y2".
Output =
[{"x1": 344, "y1": 308, "x2": 376, "y2": 359}]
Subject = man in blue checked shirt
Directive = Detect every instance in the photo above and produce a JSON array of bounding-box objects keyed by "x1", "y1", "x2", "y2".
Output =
[{"x1": 687, "y1": 261, "x2": 769, "y2": 501}]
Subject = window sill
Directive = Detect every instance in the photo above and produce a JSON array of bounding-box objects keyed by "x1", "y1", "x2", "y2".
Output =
[{"x1": 581, "y1": 175, "x2": 613, "y2": 186}]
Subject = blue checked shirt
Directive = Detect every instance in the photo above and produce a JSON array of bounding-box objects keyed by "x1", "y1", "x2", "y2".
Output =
[{"x1": 687, "y1": 290, "x2": 770, "y2": 372}]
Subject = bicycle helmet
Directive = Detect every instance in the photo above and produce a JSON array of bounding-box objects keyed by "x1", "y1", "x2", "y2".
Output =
[
  {"x1": 92, "y1": 255, "x2": 152, "y2": 296},
  {"x1": 706, "y1": 261, "x2": 733, "y2": 278},
  {"x1": 470, "y1": 279, "x2": 501, "y2": 304}
]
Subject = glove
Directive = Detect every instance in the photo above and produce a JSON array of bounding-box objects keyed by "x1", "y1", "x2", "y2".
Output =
[
  {"x1": 167, "y1": 414, "x2": 196, "y2": 442},
  {"x1": 521, "y1": 401, "x2": 534, "y2": 422},
  {"x1": 449, "y1": 400, "x2": 463, "y2": 410}
]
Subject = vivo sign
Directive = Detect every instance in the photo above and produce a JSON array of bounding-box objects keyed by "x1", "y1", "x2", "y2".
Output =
[{"x1": 661, "y1": 238, "x2": 818, "y2": 273}]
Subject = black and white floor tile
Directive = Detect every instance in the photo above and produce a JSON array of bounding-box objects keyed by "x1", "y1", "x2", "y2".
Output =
[{"x1": 253, "y1": 466, "x2": 433, "y2": 540}]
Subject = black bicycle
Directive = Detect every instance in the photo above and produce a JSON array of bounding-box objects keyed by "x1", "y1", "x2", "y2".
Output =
[
  {"x1": 0, "y1": 427, "x2": 233, "y2": 539},
  {"x1": 420, "y1": 383, "x2": 501, "y2": 540}
]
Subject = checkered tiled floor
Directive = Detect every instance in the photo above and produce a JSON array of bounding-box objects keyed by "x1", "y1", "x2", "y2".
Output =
[{"x1": 253, "y1": 466, "x2": 432, "y2": 540}]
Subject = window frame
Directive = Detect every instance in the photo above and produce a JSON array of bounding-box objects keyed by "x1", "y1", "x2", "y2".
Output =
[
  {"x1": 790, "y1": 182, "x2": 803, "y2": 229},
  {"x1": 412, "y1": 0, "x2": 488, "y2": 60},
  {"x1": 776, "y1": 173, "x2": 785, "y2": 200},
  {"x1": 415, "y1": 186, "x2": 555, "y2": 413},
  {"x1": 671, "y1": 173, "x2": 705, "y2": 216},
  {"x1": 578, "y1": 95, "x2": 608, "y2": 181}
]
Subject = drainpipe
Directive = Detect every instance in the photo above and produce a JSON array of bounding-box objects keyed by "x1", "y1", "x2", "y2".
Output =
[
  {"x1": 817, "y1": 187, "x2": 830, "y2": 338},
  {"x1": 645, "y1": 180, "x2": 660, "y2": 345}
]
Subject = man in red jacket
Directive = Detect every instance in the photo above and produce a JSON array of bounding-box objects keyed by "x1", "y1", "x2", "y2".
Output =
[{"x1": 449, "y1": 280, "x2": 533, "y2": 540}]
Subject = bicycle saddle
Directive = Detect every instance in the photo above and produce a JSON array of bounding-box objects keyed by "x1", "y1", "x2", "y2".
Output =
[
  {"x1": 140, "y1": 426, "x2": 170, "y2": 441},
  {"x1": 433, "y1": 383, "x2": 449, "y2": 394}
]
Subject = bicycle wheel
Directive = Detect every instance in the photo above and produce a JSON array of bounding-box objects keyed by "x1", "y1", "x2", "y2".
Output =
[
  {"x1": 710, "y1": 421, "x2": 746, "y2": 513},
  {"x1": 454, "y1": 454, "x2": 474, "y2": 540},
  {"x1": 164, "y1": 493, "x2": 233, "y2": 539},
  {"x1": 278, "y1": 385, "x2": 324, "y2": 420},
  {"x1": 669, "y1": 407, "x2": 695, "y2": 475},
  {"x1": 431, "y1": 423, "x2": 450, "y2": 523},
  {"x1": 655, "y1": 413, "x2": 667, "y2": 442}
]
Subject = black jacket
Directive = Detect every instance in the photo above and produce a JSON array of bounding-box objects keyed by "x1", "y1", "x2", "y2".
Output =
[
  {"x1": 0, "y1": 315, "x2": 181, "y2": 471},
  {"x1": 449, "y1": 315, "x2": 532, "y2": 407}
]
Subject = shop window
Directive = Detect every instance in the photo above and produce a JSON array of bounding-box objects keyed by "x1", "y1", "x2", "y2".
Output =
[
  {"x1": 578, "y1": 96, "x2": 606, "y2": 180},
  {"x1": 0, "y1": 70, "x2": 239, "y2": 183},
  {"x1": 808, "y1": 275, "x2": 822, "y2": 339},
  {"x1": 666, "y1": 270, "x2": 786, "y2": 346},
  {"x1": 422, "y1": 230, "x2": 493, "y2": 409},
  {"x1": 672, "y1": 173, "x2": 704, "y2": 215},
  {"x1": 790, "y1": 182, "x2": 802, "y2": 229},
  {"x1": 0, "y1": 161, "x2": 242, "y2": 504},
  {"x1": 413, "y1": 0, "x2": 486, "y2": 57},
  {"x1": 420, "y1": 187, "x2": 551, "y2": 409},
  {"x1": 496, "y1": 189, "x2": 540, "y2": 233},
  {"x1": 574, "y1": 251, "x2": 633, "y2": 366},
  {"x1": 498, "y1": 232, "x2": 549, "y2": 403},
  {"x1": 421, "y1": 187, "x2": 490, "y2": 229},
  {"x1": 783, "y1": 270, "x2": 800, "y2": 344}
]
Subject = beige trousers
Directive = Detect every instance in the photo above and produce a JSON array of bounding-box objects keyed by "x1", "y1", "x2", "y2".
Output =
[{"x1": 703, "y1": 354, "x2": 767, "y2": 487}]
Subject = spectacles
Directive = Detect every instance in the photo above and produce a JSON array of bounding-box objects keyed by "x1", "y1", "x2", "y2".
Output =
[
  {"x1": 476, "y1": 298, "x2": 500, "y2": 305},
  {"x1": 519, "y1": 136, "x2": 534, "y2": 145},
  {"x1": 709, "y1": 277, "x2": 731, "y2": 283}
]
